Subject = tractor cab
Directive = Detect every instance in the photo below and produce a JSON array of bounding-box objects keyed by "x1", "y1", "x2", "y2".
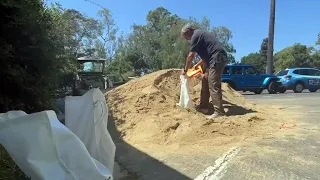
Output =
[{"x1": 73, "y1": 56, "x2": 112, "y2": 96}]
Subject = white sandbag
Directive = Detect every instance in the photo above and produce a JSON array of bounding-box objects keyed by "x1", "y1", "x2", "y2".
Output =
[
  {"x1": 177, "y1": 75, "x2": 193, "y2": 109},
  {"x1": 0, "y1": 110, "x2": 27, "y2": 120},
  {"x1": 65, "y1": 88, "x2": 116, "y2": 173},
  {"x1": 0, "y1": 110, "x2": 112, "y2": 180}
]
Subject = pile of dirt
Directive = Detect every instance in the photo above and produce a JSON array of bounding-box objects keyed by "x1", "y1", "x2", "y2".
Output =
[{"x1": 106, "y1": 69, "x2": 280, "y2": 146}]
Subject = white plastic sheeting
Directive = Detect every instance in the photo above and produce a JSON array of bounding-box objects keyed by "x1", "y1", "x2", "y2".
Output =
[
  {"x1": 65, "y1": 88, "x2": 116, "y2": 173},
  {"x1": 177, "y1": 75, "x2": 193, "y2": 109},
  {"x1": 0, "y1": 110, "x2": 112, "y2": 180}
]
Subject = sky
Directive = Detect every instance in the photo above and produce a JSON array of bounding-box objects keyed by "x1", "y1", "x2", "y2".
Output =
[{"x1": 46, "y1": 0, "x2": 320, "y2": 61}]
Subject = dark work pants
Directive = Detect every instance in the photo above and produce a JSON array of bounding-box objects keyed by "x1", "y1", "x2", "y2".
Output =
[{"x1": 199, "y1": 53, "x2": 227, "y2": 114}]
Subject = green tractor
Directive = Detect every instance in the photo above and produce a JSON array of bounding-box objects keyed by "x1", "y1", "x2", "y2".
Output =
[{"x1": 72, "y1": 56, "x2": 112, "y2": 96}]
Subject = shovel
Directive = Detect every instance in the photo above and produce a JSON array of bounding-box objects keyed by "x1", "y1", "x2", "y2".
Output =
[{"x1": 186, "y1": 64, "x2": 203, "y2": 78}]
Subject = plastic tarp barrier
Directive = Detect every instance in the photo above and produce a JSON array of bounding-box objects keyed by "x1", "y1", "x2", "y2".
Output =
[
  {"x1": 65, "y1": 88, "x2": 116, "y2": 173},
  {"x1": 177, "y1": 75, "x2": 193, "y2": 109},
  {"x1": 0, "y1": 110, "x2": 112, "y2": 180}
]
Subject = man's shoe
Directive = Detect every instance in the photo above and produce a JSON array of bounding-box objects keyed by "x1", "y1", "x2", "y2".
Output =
[
  {"x1": 205, "y1": 113, "x2": 224, "y2": 120},
  {"x1": 194, "y1": 104, "x2": 206, "y2": 109}
]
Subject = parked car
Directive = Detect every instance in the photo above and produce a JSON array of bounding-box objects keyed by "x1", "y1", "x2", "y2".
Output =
[
  {"x1": 276, "y1": 67, "x2": 320, "y2": 93},
  {"x1": 222, "y1": 64, "x2": 282, "y2": 94}
]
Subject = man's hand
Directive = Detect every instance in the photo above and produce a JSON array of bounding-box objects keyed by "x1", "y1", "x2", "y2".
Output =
[
  {"x1": 181, "y1": 69, "x2": 186, "y2": 75},
  {"x1": 202, "y1": 72, "x2": 208, "y2": 79},
  {"x1": 184, "y1": 52, "x2": 196, "y2": 71},
  {"x1": 194, "y1": 59, "x2": 204, "y2": 69}
]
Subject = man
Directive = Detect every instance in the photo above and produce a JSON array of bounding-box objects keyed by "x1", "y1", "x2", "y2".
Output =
[{"x1": 181, "y1": 23, "x2": 228, "y2": 119}]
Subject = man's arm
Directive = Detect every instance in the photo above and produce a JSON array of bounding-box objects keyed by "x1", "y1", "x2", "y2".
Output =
[
  {"x1": 184, "y1": 51, "x2": 196, "y2": 72},
  {"x1": 182, "y1": 31, "x2": 200, "y2": 74}
]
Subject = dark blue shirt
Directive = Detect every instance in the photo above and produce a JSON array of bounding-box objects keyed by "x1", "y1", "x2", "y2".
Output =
[{"x1": 190, "y1": 29, "x2": 227, "y2": 68}]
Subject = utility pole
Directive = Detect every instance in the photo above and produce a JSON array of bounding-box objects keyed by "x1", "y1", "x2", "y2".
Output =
[{"x1": 266, "y1": 0, "x2": 276, "y2": 74}]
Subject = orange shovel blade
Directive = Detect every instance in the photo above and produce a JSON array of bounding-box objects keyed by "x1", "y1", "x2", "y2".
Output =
[{"x1": 186, "y1": 65, "x2": 203, "y2": 78}]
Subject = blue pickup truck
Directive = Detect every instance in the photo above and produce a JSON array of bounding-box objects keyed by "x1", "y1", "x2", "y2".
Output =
[{"x1": 222, "y1": 64, "x2": 282, "y2": 94}]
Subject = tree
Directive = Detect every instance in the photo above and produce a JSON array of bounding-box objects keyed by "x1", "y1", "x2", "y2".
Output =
[
  {"x1": 110, "y1": 8, "x2": 237, "y2": 76},
  {"x1": 274, "y1": 43, "x2": 313, "y2": 72},
  {"x1": 258, "y1": 38, "x2": 269, "y2": 72},
  {"x1": 260, "y1": 38, "x2": 268, "y2": 57},
  {"x1": 0, "y1": 0, "x2": 73, "y2": 112},
  {"x1": 311, "y1": 51, "x2": 320, "y2": 68},
  {"x1": 212, "y1": 26, "x2": 237, "y2": 63},
  {"x1": 96, "y1": 8, "x2": 118, "y2": 61},
  {"x1": 241, "y1": 53, "x2": 266, "y2": 73},
  {"x1": 1, "y1": 1, "x2": 120, "y2": 178},
  {"x1": 111, "y1": 7, "x2": 190, "y2": 74}
]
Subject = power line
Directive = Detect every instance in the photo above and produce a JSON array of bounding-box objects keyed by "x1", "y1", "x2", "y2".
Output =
[{"x1": 83, "y1": 0, "x2": 106, "y2": 10}]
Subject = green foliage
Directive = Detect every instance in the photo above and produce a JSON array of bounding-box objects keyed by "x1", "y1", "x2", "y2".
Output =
[
  {"x1": 260, "y1": 38, "x2": 268, "y2": 57},
  {"x1": 241, "y1": 53, "x2": 266, "y2": 73},
  {"x1": 1, "y1": 0, "x2": 69, "y2": 112},
  {"x1": 240, "y1": 38, "x2": 268, "y2": 73},
  {"x1": 109, "y1": 7, "x2": 237, "y2": 76},
  {"x1": 311, "y1": 51, "x2": 320, "y2": 67},
  {"x1": 274, "y1": 43, "x2": 314, "y2": 72},
  {"x1": 242, "y1": 35, "x2": 320, "y2": 74},
  {"x1": 212, "y1": 26, "x2": 237, "y2": 63}
]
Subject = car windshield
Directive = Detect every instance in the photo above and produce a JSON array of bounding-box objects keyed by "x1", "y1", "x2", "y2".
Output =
[
  {"x1": 79, "y1": 62, "x2": 103, "y2": 73},
  {"x1": 276, "y1": 70, "x2": 288, "y2": 76}
]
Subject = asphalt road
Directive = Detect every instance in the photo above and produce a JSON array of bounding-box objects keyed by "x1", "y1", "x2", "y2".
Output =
[
  {"x1": 113, "y1": 90, "x2": 320, "y2": 180},
  {"x1": 244, "y1": 90, "x2": 320, "y2": 121},
  {"x1": 219, "y1": 90, "x2": 320, "y2": 180}
]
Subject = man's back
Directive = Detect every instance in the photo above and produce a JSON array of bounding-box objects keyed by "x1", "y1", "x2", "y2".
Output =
[{"x1": 190, "y1": 29, "x2": 226, "y2": 67}]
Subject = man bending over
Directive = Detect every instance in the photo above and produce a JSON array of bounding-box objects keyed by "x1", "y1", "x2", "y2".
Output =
[{"x1": 181, "y1": 23, "x2": 228, "y2": 120}]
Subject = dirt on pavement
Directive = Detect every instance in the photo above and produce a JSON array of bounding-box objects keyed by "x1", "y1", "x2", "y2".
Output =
[{"x1": 106, "y1": 69, "x2": 285, "y2": 151}]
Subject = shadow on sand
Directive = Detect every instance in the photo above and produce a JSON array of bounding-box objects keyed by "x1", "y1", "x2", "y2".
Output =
[
  {"x1": 108, "y1": 114, "x2": 192, "y2": 180},
  {"x1": 223, "y1": 100, "x2": 256, "y2": 116},
  {"x1": 202, "y1": 100, "x2": 256, "y2": 116}
]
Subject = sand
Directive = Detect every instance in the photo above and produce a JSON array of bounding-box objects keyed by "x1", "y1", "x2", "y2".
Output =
[{"x1": 106, "y1": 69, "x2": 284, "y2": 148}]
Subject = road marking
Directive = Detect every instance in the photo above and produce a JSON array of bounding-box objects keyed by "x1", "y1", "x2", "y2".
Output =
[
  {"x1": 286, "y1": 106, "x2": 304, "y2": 109},
  {"x1": 309, "y1": 110, "x2": 320, "y2": 113},
  {"x1": 194, "y1": 147, "x2": 240, "y2": 180}
]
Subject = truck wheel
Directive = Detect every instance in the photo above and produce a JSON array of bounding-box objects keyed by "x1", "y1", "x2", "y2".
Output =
[
  {"x1": 253, "y1": 89, "x2": 263, "y2": 94},
  {"x1": 309, "y1": 88, "x2": 318, "y2": 92},
  {"x1": 278, "y1": 87, "x2": 286, "y2": 93},
  {"x1": 293, "y1": 82, "x2": 304, "y2": 93},
  {"x1": 267, "y1": 81, "x2": 277, "y2": 94},
  {"x1": 225, "y1": 81, "x2": 236, "y2": 90}
]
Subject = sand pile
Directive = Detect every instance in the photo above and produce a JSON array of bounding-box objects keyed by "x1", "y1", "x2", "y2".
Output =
[{"x1": 106, "y1": 69, "x2": 279, "y2": 146}]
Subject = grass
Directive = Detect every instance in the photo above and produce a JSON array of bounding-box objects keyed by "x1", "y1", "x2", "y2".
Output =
[{"x1": 0, "y1": 145, "x2": 30, "y2": 180}]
